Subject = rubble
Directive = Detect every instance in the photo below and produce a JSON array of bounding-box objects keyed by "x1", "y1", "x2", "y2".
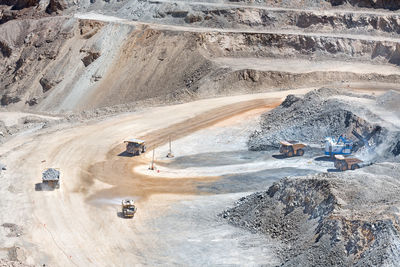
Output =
[
  {"x1": 248, "y1": 88, "x2": 379, "y2": 150},
  {"x1": 42, "y1": 168, "x2": 60, "y2": 181},
  {"x1": 1, "y1": 223, "x2": 22, "y2": 237},
  {"x1": 222, "y1": 163, "x2": 400, "y2": 266}
]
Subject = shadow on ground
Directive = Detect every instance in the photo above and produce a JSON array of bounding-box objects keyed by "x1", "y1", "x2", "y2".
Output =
[
  {"x1": 118, "y1": 151, "x2": 135, "y2": 157},
  {"x1": 163, "y1": 150, "x2": 272, "y2": 169},
  {"x1": 315, "y1": 156, "x2": 334, "y2": 162},
  {"x1": 35, "y1": 183, "x2": 56, "y2": 191},
  {"x1": 197, "y1": 167, "x2": 318, "y2": 194}
]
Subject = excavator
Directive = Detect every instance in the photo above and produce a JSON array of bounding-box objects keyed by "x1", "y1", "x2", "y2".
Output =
[
  {"x1": 328, "y1": 126, "x2": 381, "y2": 171},
  {"x1": 325, "y1": 126, "x2": 381, "y2": 157}
]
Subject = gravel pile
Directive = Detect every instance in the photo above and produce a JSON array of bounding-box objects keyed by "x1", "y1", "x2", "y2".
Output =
[
  {"x1": 42, "y1": 168, "x2": 60, "y2": 181},
  {"x1": 221, "y1": 163, "x2": 400, "y2": 266},
  {"x1": 248, "y1": 88, "x2": 379, "y2": 151}
]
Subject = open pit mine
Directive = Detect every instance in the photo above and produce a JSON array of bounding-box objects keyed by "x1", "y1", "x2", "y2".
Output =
[{"x1": 1, "y1": 0, "x2": 400, "y2": 266}]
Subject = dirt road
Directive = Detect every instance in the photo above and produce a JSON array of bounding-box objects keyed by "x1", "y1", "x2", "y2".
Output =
[
  {"x1": 75, "y1": 12, "x2": 400, "y2": 43},
  {"x1": 149, "y1": 0, "x2": 399, "y2": 16},
  {"x1": 0, "y1": 90, "x2": 304, "y2": 266}
]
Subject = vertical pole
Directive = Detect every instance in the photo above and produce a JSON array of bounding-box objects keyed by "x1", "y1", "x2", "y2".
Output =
[
  {"x1": 169, "y1": 136, "x2": 172, "y2": 154},
  {"x1": 151, "y1": 149, "x2": 155, "y2": 170}
]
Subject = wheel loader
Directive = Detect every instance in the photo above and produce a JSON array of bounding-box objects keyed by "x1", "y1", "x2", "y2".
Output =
[
  {"x1": 279, "y1": 141, "x2": 306, "y2": 157},
  {"x1": 124, "y1": 139, "x2": 146, "y2": 156},
  {"x1": 121, "y1": 199, "x2": 137, "y2": 218},
  {"x1": 334, "y1": 155, "x2": 363, "y2": 171}
]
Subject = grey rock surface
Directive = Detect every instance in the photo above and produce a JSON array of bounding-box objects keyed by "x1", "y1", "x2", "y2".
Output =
[
  {"x1": 248, "y1": 88, "x2": 379, "y2": 150},
  {"x1": 222, "y1": 163, "x2": 400, "y2": 266},
  {"x1": 42, "y1": 168, "x2": 60, "y2": 181}
]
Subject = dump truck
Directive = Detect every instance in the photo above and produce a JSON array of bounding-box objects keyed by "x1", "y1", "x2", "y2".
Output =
[
  {"x1": 334, "y1": 155, "x2": 363, "y2": 171},
  {"x1": 279, "y1": 141, "x2": 306, "y2": 157},
  {"x1": 121, "y1": 199, "x2": 137, "y2": 218},
  {"x1": 42, "y1": 168, "x2": 60, "y2": 189},
  {"x1": 124, "y1": 139, "x2": 146, "y2": 156}
]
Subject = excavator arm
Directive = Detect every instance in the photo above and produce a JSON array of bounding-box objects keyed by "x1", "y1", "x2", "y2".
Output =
[{"x1": 352, "y1": 126, "x2": 381, "y2": 152}]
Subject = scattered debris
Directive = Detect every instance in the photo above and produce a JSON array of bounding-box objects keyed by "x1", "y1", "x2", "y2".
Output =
[{"x1": 1, "y1": 223, "x2": 23, "y2": 237}]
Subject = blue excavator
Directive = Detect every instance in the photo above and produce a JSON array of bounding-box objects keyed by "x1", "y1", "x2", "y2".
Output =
[{"x1": 325, "y1": 126, "x2": 381, "y2": 157}]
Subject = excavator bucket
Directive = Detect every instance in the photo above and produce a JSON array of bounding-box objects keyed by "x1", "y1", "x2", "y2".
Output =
[{"x1": 352, "y1": 126, "x2": 381, "y2": 152}]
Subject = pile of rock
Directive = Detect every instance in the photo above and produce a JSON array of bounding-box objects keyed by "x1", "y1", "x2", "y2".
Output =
[
  {"x1": 248, "y1": 88, "x2": 378, "y2": 151},
  {"x1": 221, "y1": 163, "x2": 400, "y2": 266},
  {"x1": 42, "y1": 168, "x2": 60, "y2": 181}
]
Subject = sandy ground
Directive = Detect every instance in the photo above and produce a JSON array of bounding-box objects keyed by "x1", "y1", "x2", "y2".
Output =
[{"x1": 0, "y1": 89, "x2": 314, "y2": 266}]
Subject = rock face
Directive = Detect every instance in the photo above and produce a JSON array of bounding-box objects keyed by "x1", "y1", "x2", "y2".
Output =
[
  {"x1": 10, "y1": 0, "x2": 39, "y2": 10},
  {"x1": 329, "y1": 0, "x2": 400, "y2": 10},
  {"x1": 81, "y1": 51, "x2": 101, "y2": 67},
  {"x1": 46, "y1": 0, "x2": 67, "y2": 14},
  {"x1": 222, "y1": 163, "x2": 400, "y2": 266}
]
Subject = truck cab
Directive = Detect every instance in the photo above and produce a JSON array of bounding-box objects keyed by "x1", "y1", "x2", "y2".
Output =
[{"x1": 325, "y1": 136, "x2": 353, "y2": 156}]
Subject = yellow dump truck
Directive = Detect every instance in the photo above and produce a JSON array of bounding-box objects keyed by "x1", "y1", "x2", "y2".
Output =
[
  {"x1": 334, "y1": 155, "x2": 363, "y2": 171},
  {"x1": 124, "y1": 139, "x2": 146, "y2": 156},
  {"x1": 121, "y1": 200, "x2": 137, "y2": 218},
  {"x1": 279, "y1": 141, "x2": 306, "y2": 157}
]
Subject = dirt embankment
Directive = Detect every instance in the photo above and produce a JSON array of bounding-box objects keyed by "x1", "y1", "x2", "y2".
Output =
[
  {"x1": 222, "y1": 163, "x2": 400, "y2": 266},
  {"x1": 200, "y1": 31, "x2": 400, "y2": 66},
  {"x1": 0, "y1": 17, "x2": 106, "y2": 108},
  {"x1": 82, "y1": 28, "x2": 214, "y2": 109}
]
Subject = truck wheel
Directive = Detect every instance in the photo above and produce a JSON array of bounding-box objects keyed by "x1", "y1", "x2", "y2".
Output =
[
  {"x1": 351, "y1": 164, "x2": 360, "y2": 170},
  {"x1": 287, "y1": 151, "x2": 293, "y2": 157},
  {"x1": 297, "y1": 149, "x2": 304, "y2": 156},
  {"x1": 341, "y1": 163, "x2": 348, "y2": 171}
]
